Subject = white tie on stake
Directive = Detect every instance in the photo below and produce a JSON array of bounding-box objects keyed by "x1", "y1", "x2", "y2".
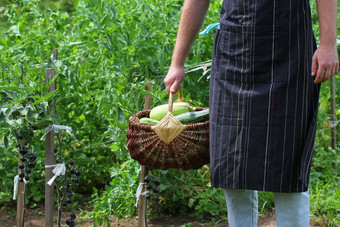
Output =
[
  {"x1": 45, "y1": 163, "x2": 66, "y2": 186},
  {"x1": 135, "y1": 182, "x2": 147, "y2": 207},
  {"x1": 40, "y1": 124, "x2": 76, "y2": 141},
  {"x1": 41, "y1": 125, "x2": 75, "y2": 186},
  {"x1": 13, "y1": 175, "x2": 27, "y2": 200}
]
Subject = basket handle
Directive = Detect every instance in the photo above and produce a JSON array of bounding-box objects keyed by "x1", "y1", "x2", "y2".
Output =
[
  {"x1": 168, "y1": 92, "x2": 174, "y2": 114},
  {"x1": 177, "y1": 87, "x2": 183, "y2": 102},
  {"x1": 168, "y1": 87, "x2": 182, "y2": 114}
]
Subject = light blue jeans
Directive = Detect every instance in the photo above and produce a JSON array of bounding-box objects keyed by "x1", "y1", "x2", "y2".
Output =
[{"x1": 224, "y1": 189, "x2": 310, "y2": 227}]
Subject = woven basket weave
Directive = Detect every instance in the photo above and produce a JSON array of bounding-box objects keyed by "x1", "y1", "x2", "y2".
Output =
[{"x1": 126, "y1": 93, "x2": 210, "y2": 170}]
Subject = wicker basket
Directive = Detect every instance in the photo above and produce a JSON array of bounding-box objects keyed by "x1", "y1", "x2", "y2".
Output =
[{"x1": 126, "y1": 93, "x2": 210, "y2": 170}]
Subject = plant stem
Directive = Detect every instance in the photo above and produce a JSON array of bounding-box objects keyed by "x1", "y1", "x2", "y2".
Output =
[{"x1": 58, "y1": 205, "x2": 62, "y2": 227}]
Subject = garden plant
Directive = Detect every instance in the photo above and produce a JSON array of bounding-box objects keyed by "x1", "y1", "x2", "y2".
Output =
[{"x1": 0, "y1": 0, "x2": 339, "y2": 226}]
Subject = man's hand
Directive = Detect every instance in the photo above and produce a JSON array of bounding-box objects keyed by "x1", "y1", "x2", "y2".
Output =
[
  {"x1": 311, "y1": 44, "x2": 339, "y2": 84},
  {"x1": 312, "y1": 0, "x2": 339, "y2": 84},
  {"x1": 164, "y1": 65, "x2": 185, "y2": 94}
]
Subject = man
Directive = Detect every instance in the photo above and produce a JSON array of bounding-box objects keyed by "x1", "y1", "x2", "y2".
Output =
[{"x1": 164, "y1": 0, "x2": 338, "y2": 226}]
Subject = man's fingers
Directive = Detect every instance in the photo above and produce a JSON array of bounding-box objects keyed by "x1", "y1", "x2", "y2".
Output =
[
  {"x1": 322, "y1": 64, "x2": 338, "y2": 82},
  {"x1": 165, "y1": 84, "x2": 171, "y2": 95},
  {"x1": 164, "y1": 76, "x2": 174, "y2": 94},
  {"x1": 164, "y1": 78, "x2": 181, "y2": 94},
  {"x1": 314, "y1": 66, "x2": 325, "y2": 84},
  {"x1": 322, "y1": 69, "x2": 330, "y2": 82},
  {"x1": 170, "y1": 81, "x2": 180, "y2": 94},
  {"x1": 311, "y1": 56, "x2": 318, "y2": 76},
  {"x1": 164, "y1": 66, "x2": 185, "y2": 94}
]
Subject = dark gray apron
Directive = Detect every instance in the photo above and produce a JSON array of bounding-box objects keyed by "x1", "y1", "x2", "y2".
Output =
[{"x1": 209, "y1": 0, "x2": 320, "y2": 192}]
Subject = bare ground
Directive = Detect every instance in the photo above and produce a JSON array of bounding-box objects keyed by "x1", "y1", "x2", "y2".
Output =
[{"x1": 0, "y1": 206, "x2": 323, "y2": 227}]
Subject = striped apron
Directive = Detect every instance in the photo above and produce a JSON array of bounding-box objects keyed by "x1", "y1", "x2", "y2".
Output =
[{"x1": 209, "y1": 0, "x2": 320, "y2": 192}]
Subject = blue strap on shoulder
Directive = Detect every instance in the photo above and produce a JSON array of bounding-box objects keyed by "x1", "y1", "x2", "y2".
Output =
[{"x1": 199, "y1": 23, "x2": 220, "y2": 37}]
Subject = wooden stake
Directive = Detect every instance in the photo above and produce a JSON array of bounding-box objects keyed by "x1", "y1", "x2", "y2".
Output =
[
  {"x1": 138, "y1": 82, "x2": 152, "y2": 227},
  {"x1": 17, "y1": 139, "x2": 26, "y2": 227},
  {"x1": 329, "y1": 77, "x2": 336, "y2": 149},
  {"x1": 45, "y1": 49, "x2": 58, "y2": 227}
]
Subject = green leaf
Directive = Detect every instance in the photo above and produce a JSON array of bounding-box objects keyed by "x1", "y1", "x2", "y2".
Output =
[
  {"x1": 15, "y1": 117, "x2": 24, "y2": 126},
  {"x1": 8, "y1": 25, "x2": 20, "y2": 37},
  {"x1": 0, "y1": 112, "x2": 5, "y2": 125},
  {"x1": 20, "y1": 107, "x2": 29, "y2": 116},
  {"x1": 110, "y1": 143, "x2": 119, "y2": 151},
  {"x1": 53, "y1": 60, "x2": 62, "y2": 68},
  {"x1": 32, "y1": 91, "x2": 56, "y2": 105},
  {"x1": 73, "y1": 0, "x2": 80, "y2": 9},
  {"x1": 0, "y1": 194, "x2": 11, "y2": 203},
  {"x1": 30, "y1": 185, "x2": 37, "y2": 192},
  {"x1": 33, "y1": 195, "x2": 41, "y2": 201},
  {"x1": 117, "y1": 107, "x2": 125, "y2": 124},
  {"x1": 3, "y1": 108, "x2": 11, "y2": 117},
  {"x1": 26, "y1": 108, "x2": 37, "y2": 123},
  {"x1": 6, "y1": 119, "x2": 16, "y2": 127},
  {"x1": 188, "y1": 198, "x2": 195, "y2": 208},
  {"x1": 159, "y1": 184, "x2": 167, "y2": 190},
  {"x1": 18, "y1": 128, "x2": 32, "y2": 144}
]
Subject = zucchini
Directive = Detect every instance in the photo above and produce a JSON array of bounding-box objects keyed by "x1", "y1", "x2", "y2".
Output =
[
  {"x1": 149, "y1": 102, "x2": 193, "y2": 121},
  {"x1": 175, "y1": 109, "x2": 209, "y2": 125},
  {"x1": 139, "y1": 117, "x2": 159, "y2": 126}
]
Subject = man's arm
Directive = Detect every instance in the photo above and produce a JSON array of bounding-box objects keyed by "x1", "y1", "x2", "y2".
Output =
[
  {"x1": 164, "y1": 0, "x2": 210, "y2": 94},
  {"x1": 312, "y1": 0, "x2": 339, "y2": 84}
]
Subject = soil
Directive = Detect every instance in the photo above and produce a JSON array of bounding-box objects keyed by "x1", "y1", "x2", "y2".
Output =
[{"x1": 0, "y1": 206, "x2": 323, "y2": 227}]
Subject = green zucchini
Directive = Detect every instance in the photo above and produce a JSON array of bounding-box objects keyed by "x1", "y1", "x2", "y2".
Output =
[
  {"x1": 175, "y1": 109, "x2": 209, "y2": 125},
  {"x1": 139, "y1": 117, "x2": 159, "y2": 126}
]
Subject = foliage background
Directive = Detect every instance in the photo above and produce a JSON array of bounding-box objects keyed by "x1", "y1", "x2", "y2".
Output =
[{"x1": 0, "y1": 0, "x2": 339, "y2": 225}]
